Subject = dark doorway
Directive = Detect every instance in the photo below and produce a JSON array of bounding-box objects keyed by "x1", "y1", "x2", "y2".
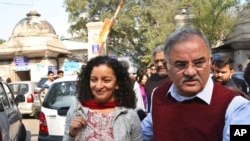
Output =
[{"x1": 15, "y1": 70, "x2": 30, "y2": 81}]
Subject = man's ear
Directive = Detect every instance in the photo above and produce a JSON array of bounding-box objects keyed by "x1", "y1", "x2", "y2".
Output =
[
  {"x1": 209, "y1": 56, "x2": 213, "y2": 65},
  {"x1": 231, "y1": 69, "x2": 234, "y2": 74}
]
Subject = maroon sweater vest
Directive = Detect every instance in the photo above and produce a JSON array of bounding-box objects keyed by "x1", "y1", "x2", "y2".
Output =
[{"x1": 152, "y1": 81, "x2": 237, "y2": 141}]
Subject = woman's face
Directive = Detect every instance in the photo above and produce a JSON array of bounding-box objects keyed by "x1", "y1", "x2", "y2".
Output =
[
  {"x1": 141, "y1": 75, "x2": 148, "y2": 86},
  {"x1": 90, "y1": 64, "x2": 118, "y2": 103}
]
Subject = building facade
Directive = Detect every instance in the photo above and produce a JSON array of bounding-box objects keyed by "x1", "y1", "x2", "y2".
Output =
[
  {"x1": 212, "y1": 5, "x2": 250, "y2": 70},
  {"x1": 0, "y1": 8, "x2": 87, "y2": 82}
]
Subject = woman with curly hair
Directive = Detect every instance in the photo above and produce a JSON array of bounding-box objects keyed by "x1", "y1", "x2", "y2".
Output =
[{"x1": 63, "y1": 56, "x2": 142, "y2": 141}]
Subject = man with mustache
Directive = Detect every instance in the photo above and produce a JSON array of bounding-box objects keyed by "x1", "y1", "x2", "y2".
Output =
[{"x1": 141, "y1": 28, "x2": 250, "y2": 141}]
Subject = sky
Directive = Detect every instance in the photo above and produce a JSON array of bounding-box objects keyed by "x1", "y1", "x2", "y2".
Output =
[
  {"x1": 0, "y1": 0, "x2": 247, "y2": 41},
  {"x1": 0, "y1": 0, "x2": 70, "y2": 40}
]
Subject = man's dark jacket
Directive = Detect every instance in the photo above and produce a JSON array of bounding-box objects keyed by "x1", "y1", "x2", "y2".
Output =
[{"x1": 144, "y1": 73, "x2": 169, "y2": 112}]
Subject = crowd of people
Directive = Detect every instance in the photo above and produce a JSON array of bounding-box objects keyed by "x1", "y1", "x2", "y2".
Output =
[{"x1": 61, "y1": 27, "x2": 250, "y2": 141}]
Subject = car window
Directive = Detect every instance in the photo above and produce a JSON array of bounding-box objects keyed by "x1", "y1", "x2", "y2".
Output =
[
  {"x1": 0, "y1": 84, "x2": 10, "y2": 109},
  {"x1": 44, "y1": 81, "x2": 77, "y2": 109},
  {"x1": 37, "y1": 78, "x2": 48, "y2": 88},
  {"x1": 2, "y1": 84, "x2": 15, "y2": 105},
  {"x1": 9, "y1": 83, "x2": 29, "y2": 95}
]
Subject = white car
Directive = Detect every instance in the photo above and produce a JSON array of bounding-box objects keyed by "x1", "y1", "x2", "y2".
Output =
[
  {"x1": 38, "y1": 76, "x2": 77, "y2": 141},
  {"x1": 33, "y1": 76, "x2": 50, "y2": 113},
  {"x1": 8, "y1": 81, "x2": 38, "y2": 117}
]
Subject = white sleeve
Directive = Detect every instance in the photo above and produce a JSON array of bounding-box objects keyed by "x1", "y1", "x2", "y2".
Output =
[
  {"x1": 133, "y1": 81, "x2": 146, "y2": 111},
  {"x1": 223, "y1": 96, "x2": 250, "y2": 141},
  {"x1": 149, "y1": 87, "x2": 157, "y2": 113}
]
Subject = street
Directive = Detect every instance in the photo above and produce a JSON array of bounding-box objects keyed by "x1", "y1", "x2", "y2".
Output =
[{"x1": 23, "y1": 117, "x2": 39, "y2": 141}]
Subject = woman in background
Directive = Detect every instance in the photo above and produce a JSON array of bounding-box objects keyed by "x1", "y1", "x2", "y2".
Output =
[{"x1": 137, "y1": 72, "x2": 149, "y2": 112}]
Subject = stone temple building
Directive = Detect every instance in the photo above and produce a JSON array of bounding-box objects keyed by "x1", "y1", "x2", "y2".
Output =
[
  {"x1": 212, "y1": 5, "x2": 250, "y2": 70},
  {"x1": 0, "y1": 8, "x2": 87, "y2": 82}
]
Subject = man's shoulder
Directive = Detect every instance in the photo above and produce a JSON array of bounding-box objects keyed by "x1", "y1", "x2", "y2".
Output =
[
  {"x1": 231, "y1": 77, "x2": 245, "y2": 84},
  {"x1": 148, "y1": 74, "x2": 163, "y2": 81},
  {"x1": 213, "y1": 82, "x2": 239, "y2": 97},
  {"x1": 153, "y1": 80, "x2": 172, "y2": 94},
  {"x1": 145, "y1": 74, "x2": 169, "y2": 87},
  {"x1": 145, "y1": 74, "x2": 159, "y2": 88}
]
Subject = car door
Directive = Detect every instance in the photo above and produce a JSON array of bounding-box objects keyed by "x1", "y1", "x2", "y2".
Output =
[
  {"x1": 43, "y1": 81, "x2": 77, "y2": 136},
  {"x1": 0, "y1": 99, "x2": 10, "y2": 141},
  {"x1": 0, "y1": 83, "x2": 21, "y2": 141}
]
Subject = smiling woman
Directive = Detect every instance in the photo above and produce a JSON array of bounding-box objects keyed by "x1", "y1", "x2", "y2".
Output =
[{"x1": 63, "y1": 56, "x2": 142, "y2": 141}]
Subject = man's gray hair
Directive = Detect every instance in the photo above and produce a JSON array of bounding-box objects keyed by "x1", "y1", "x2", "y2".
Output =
[
  {"x1": 152, "y1": 44, "x2": 165, "y2": 61},
  {"x1": 164, "y1": 28, "x2": 211, "y2": 61}
]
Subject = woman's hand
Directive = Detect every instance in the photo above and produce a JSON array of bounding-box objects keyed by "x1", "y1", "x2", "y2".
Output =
[{"x1": 69, "y1": 116, "x2": 87, "y2": 137}]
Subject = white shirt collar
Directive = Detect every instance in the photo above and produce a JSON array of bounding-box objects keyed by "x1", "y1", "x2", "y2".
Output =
[{"x1": 167, "y1": 77, "x2": 214, "y2": 104}]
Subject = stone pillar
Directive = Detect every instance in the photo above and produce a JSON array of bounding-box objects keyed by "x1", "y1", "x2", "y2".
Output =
[
  {"x1": 174, "y1": 7, "x2": 195, "y2": 29},
  {"x1": 86, "y1": 21, "x2": 104, "y2": 60}
]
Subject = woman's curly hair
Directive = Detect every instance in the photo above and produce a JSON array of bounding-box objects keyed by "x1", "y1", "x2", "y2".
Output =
[{"x1": 77, "y1": 56, "x2": 136, "y2": 109}]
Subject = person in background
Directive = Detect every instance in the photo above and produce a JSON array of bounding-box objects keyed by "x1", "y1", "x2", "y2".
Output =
[
  {"x1": 244, "y1": 53, "x2": 250, "y2": 88},
  {"x1": 72, "y1": 71, "x2": 80, "y2": 76},
  {"x1": 63, "y1": 56, "x2": 142, "y2": 141},
  {"x1": 144, "y1": 44, "x2": 169, "y2": 112},
  {"x1": 135, "y1": 68, "x2": 144, "y2": 82},
  {"x1": 57, "y1": 70, "x2": 64, "y2": 78},
  {"x1": 119, "y1": 60, "x2": 146, "y2": 112},
  {"x1": 213, "y1": 56, "x2": 248, "y2": 96},
  {"x1": 146, "y1": 66, "x2": 152, "y2": 78},
  {"x1": 149, "y1": 64, "x2": 157, "y2": 76},
  {"x1": 6, "y1": 77, "x2": 11, "y2": 83},
  {"x1": 146, "y1": 64, "x2": 156, "y2": 78},
  {"x1": 44, "y1": 71, "x2": 54, "y2": 88},
  {"x1": 238, "y1": 64, "x2": 243, "y2": 71},
  {"x1": 137, "y1": 72, "x2": 149, "y2": 113},
  {"x1": 141, "y1": 28, "x2": 250, "y2": 141}
]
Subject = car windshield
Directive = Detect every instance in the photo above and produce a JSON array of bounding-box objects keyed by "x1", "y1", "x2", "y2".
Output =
[
  {"x1": 44, "y1": 81, "x2": 77, "y2": 109},
  {"x1": 8, "y1": 83, "x2": 29, "y2": 95}
]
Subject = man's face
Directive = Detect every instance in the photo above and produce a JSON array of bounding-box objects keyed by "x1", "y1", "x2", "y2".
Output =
[
  {"x1": 48, "y1": 73, "x2": 54, "y2": 81},
  {"x1": 213, "y1": 64, "x2": 233, "y2": 85},
  {"x1": 154, "y1": 51, "x2": 168, "y2": 76},
  {"x1": 57, "y1": 73, "x2": 64, "y2": 78},
  {"x1": 150, "y1": 66, "x2": 156, "y2": 74},
  {"x1": 146, "y1": 68, "x2": 151, "y2": 75},
  {"x1": 167, "y1": 35, "x2": 212, "y2": 97}
]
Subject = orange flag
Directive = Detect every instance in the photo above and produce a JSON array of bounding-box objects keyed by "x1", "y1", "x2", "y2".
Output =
[{"x1": 98, "y1": 0, "x2": 124, "y2": 54}]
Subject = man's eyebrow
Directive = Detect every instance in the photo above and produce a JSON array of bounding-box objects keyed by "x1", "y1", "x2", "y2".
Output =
[{"x1": 193, "y1": 57, "x2": 206, "y2": 61}]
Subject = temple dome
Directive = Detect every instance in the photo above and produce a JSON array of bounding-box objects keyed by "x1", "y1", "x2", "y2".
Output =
[
  {"x1": 11, "y1": 8, "x2": 56, "y2": 38},
  {"x1": 0, "y1": 7, "x2": 70, "y2": 60}
]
